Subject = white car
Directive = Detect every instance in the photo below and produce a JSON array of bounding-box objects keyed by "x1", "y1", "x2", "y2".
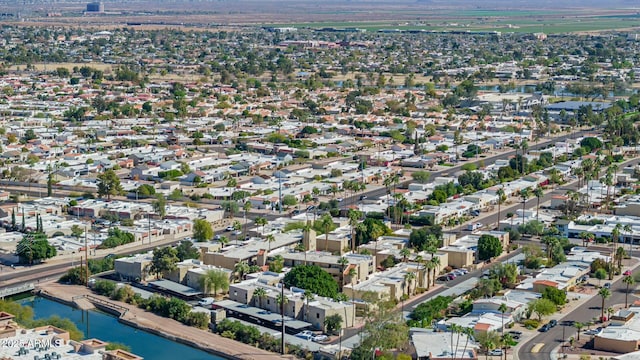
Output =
[
  {"x1": 312, "y1": 335, "x2": 328, "y2": 342},
  {"x1": 488, "y1": 349, "x2": 503, "y2": 356},
  {"x1": 295, "y1": 331, "x2": 314, "y2": 341},
  {"x1": 225, "y1": 226, "x2": 235, "y2": 231},
  {"x1": 198, "y1": 297, "x2": 215, "y2": 306},
  {"x1": 233, "y1": 230, "x2": 243, "y2": 236}
]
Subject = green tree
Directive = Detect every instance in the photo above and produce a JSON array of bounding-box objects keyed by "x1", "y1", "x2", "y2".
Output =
[
  {"x1": 542, "y1": 287, "x2": 567, "y2": 306},
  {"x1": 356, "y1": 217, "x2": 393, "y2": 246},
  {"x1": 97, "y1": 169, "x2": 123, "y2": 200},
  {"x1": 252, "y1": 287, "x2": 267, "y2": 308},
  {"x1": 316, "y1": 213, "x2": 334, "y2": 251},
  {"x1": 136, "y1": 184, "x2": 156, "y2": 197},
  {"x1": 176, "y1": 240, "x2": 200, "y2": 261},
  {"x1": 623, "y1": 275, "x2": 635, "y2": 308},
  {"x1": 408, "y1": 226, "x2": 443, "y2": 250},
  {"x1": 282, "y1": 194, "x2": 297, "y2": 207},
  {"x1": 594, "y1": 268, "x2": 608, "y2": 287},
  {"x1": 269, "y1": 254, "x2": 284, "y2": 273},
  {"x1": 324, "y1": 313, "x2": 343, "y2": 335},
  {"x1": 528, "y1": 298, "x2": 556, "y2": 321},
  {"x1": 193, "y1": 219, "x2": 213, "y2": 242},
  {"x1": 478, "y1": 234, "x2": 503, "y2": 261},
  {"x1": 411, "y1": 171, "x2": 430, "y2": 184},
  {"x1": 149, "y1": 246, "x2": 179, "y2": 279},
  {"x1": 233, "y1": 261, "x2": 250, "y2": 283},
  {"x1": 255, "y1": 217, "x2": 268, "y2": 236},
  {"x1": 598, "y1": 287, "x2": 611, "y2": 322},
  {"x1": 99, "y1": 227, "x2": 135, "y2": 248},
  {"x1": 152, "y1": 194, "x2": 167, "y2": 219},
  {"x1": 199, "y1": 269, "x2": 229, "y2": 297},
  {"x1": 16, "y1": 233, "x2": 56, "y2": 264},
  {"x1": 283, "y1": 265, "x2": 339, "y2": 298}
]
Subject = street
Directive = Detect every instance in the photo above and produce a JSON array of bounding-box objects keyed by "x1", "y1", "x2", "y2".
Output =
[{"x1": 517, "y1": 270, "x2": 638, "y2": 360}]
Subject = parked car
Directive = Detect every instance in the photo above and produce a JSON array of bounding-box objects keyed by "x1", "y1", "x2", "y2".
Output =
[
  {"x1": 359, "y1": 195, "x2": 368, "y2": 200},
  {"x1": 291, "y1": 209, "x2": 301, "y2": 215},
  {"x1": 198, "y1": 297, "x2": 215, "y2": 306},
  {"x1": 624, "y1": 270, "x2": 632, "y2": 276},
  {"x1": 225, "y1": 226, "x2": 235, "y2": 231},
  {"x1": 336, "y1": 198, "x2": 343, "y2": 202},
  {"x1": 295, "y1": 331, "x2": 314, "y2": 341},
  {"x1": 488, "y1": 349, "x2": 503, "y2": 356},
  {"x1": 446, "y1": 273, "x2": 456, "y2": 280},
  {"x1": 467, "y1": 222, "x2": 483, "y2": 231},
  {"x1": 549, "y1": 320, "x2": 558, "y2": 328},
  {"x1": 307, "y1": 205, "x2": 315, "y2": 211},
  {"x1": 604, "y1": 282, "x2": 611, "y2": 289},
  {"x1": 584, "y1": 327, "x2": 602, "y2": 335},
  {"x1": 312, "y1": 335, "x2": 328, "y2": 342},
  {"x1": 539, "y1": 324, "x2": 551, "y2": 332},
  {"x1": 452, "y1": 270, "x2": 466, "y2": 276},
  {"x1": 437, "y1": 275, "x2": 450, "y2": 282},
  {"x1": 214, "y1": 234, "x2": 222, "y2": 240}
]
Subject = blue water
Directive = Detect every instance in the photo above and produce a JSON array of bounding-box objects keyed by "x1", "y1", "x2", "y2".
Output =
[{"x1": 21, "y1": 297, "x2": 225, "y2": 360}]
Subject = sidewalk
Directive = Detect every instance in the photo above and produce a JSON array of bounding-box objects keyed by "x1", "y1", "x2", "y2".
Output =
[{"x1": 514, "y1": 258, "x2": 640, "y2": 360}]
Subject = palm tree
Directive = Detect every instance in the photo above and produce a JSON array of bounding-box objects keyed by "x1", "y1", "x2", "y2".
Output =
[
  {"x1": 425, "y1": 260, "x2": 435, "y2": 290},
  {"x1": 399, "y1": 247, "x2": 411, "y2": 263},
  {"x1": 414, "y1": 254, "x2": 424, "y2": 288},
  {"x1": 317, "y1": 213, "x2": 334, "y2": 252},
  {"x1": 613, "y1": 223, "x2": 622, "y2": 247},
  {"x1": 255, "y1": 216, "x2": 268, "y2": 236},
  {"x1": 460, "y1": 327, "x2": 475, "y2": 360},
  {"x1": 476, "y1": 331, "x2": 500, "y2": 360},
  {"x1": 199, "y1": 269, "x2": 229, "y2": 298},
  {"x1": 302, "y1": 290, "x2": 314, "y2": 321},
  {"x1": 253, "y1": 287, "x2": 267, "y2": 308},
  {"x1": 243, "y1": 201, "x2": 251, "y2": 238},
  {"x1": 348, "y1": 209, "x2": 361, "y2": 253},
  {"x1": 233, "y1": 261, "x2": 250, "y2": 283},
  {"x1": 266, "y1": 234, "x2": 275, "y2": 254},
  {"x1": 598, "y1": 287, "x2": 611, "y2": 322},
  {"x1": 495, "y1": 187, "x2": 505, "y2": 230},
  {"x1": 404, "y1": 272, "x2": 416, "y2": 297},
  {"x1": 338, "y1": 256, "x2": 349, "y2": 288},
  {"x1": 430, "y1": 256, "x2": 441, "y2": 287},
  {"x1": 615, "y1": 246, "x2": 627, "y2": 270},
  {"x1": 574, "y1": 322, "x2": 584, "y2": 341},
  {"x1": 624, "y1": 224, "x2": 633, "y2": 252},
  {"x1": 218, "y1": 235, "x2": 229, "y2": 249},
  {"x1": 624, "y1": 275, "x2": 635, "y2": 308},
  {"x1": 277, "y1": 292, "x2": 289, "y2": 316},
  {"x1": 499, "y1": 303, "x2": 507, "y2": 334},
  {"x1": 519, "y1": 187, "x2": 531, "y2": 227},
  {"x1": 533, "y1": 186, "x2": 544, "y2": 223},
  {"x1": 233, "y1": 220, "x2": 242, "y2": 245}
]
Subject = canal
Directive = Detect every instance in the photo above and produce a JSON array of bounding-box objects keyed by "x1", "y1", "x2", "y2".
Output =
[{"x1": 21, "y1": 296, "x2": 226, "y2": 360}]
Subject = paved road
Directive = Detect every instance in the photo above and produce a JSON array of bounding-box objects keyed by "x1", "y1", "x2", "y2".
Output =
[
  {"x1": 0, "y1": 235, "x2": 189, "y2": 293},
  {"x1": 518, "y1": 268, "x2": 639, "y2": 360},
  {"x1": 238, "y1": 129, "x2": 596, "y2": 223}
]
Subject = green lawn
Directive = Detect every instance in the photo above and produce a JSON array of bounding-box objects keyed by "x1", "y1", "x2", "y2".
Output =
[{"x1": 266, "y1": 11, "x2": 640, "y2": 34}]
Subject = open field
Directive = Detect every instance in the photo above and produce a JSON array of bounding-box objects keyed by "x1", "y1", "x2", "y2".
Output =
[{"x1": 3, "y1": 2, "x2": 640, "y2": 35}]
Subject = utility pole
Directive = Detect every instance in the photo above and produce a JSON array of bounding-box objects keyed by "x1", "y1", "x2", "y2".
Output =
[
  {"x1": 84, "y1": 224, "x2": 89, "y2": 287},
  {"x1": 281, "y1": 282, "x2": 286, "y2": 355},
  {"x1": 148, "y1": 212, "x2": 151, "y2": 244},
  {"x1": 278, "y1": 174, "x2": 283, "y2": 215}
]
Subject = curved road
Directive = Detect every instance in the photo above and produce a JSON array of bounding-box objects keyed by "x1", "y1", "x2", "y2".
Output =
[{"x1": 518, "y1": 269, "x2": 638, "y2": 360}]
